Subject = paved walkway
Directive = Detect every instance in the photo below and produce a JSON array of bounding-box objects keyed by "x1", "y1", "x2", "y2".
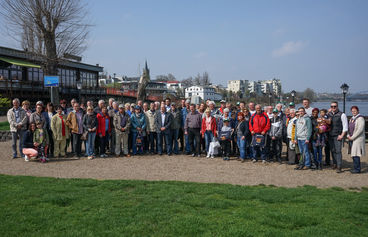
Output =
[{"x1": 0, "y1": 140, "x2": 367, "y2": 189}]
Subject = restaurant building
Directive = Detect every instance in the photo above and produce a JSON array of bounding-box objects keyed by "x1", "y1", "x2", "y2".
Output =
[{"x1": 0, "y1": 46, "x2": 105, "y2": 104}]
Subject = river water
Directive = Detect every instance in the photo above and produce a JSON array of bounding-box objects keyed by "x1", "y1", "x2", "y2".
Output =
[{"x1": 295, "y1": 101, "x2": 368, "y2": 116}]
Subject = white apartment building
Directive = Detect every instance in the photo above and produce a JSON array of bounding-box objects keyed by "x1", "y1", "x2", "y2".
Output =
[
  {"x1": 248, "y1": 78, "x2": 281, "y2": 96},
  {"x1": 185, "y1": 86, "x2": 222, "y2": 101},
  {"x1": 227, "y1": 80, "x2": 249, "y2": 93}
]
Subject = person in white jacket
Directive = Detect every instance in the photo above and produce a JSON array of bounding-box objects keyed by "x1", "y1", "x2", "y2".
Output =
[{"x1": 347, "y1": 106, "x2": 365, "y2": 174}]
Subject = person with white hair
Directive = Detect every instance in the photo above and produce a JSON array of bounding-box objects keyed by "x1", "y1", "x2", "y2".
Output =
[
  {"x1": 107, "y1": 98, "x2": 115, "y2": 111},
  {"x1": 7, "y1": 98, "x2": 28, "y2": 158},
  {"x1": 94, "y1": 99, "x2": 105, "y2": 114}
]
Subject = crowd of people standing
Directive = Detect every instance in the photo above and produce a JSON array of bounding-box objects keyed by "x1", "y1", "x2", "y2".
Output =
[{"x1": 7, "y1": 97, "x2": 366, "y2": 173}]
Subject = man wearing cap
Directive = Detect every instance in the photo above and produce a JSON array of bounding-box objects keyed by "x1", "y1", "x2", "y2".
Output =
[
  {"x1": 114, "y1": 104, "x2": 131, "y2": 157},
  {"x1": 155, "y1": 104, "x2": 173, "y2": 155},
  {"x1": 184, "y1": 104, "x2": 202, "y2": 157},
  {"x1": 289, "y1": 102, "x2": 295, "y2": 109},
  {"x1": 170, "y1": 103, "x2": 182, "y2": 155},
  {"x1": 7, "y1": 98, "x2": 28, "y2": 158},
  {"x1": 269, "y1": 108, "x2": 283, "y2": 163},
  {"x1": 216, "y1": 100, "x2": 226, "y2": 116}
]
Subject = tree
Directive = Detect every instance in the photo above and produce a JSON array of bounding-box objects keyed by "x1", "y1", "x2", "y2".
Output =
[
  {"x1": 303, "y1": 88, "x2": 316, "y2": 102},
  {"x1": 0, "y1": 0, "x2": 91, "y2": 103},
  {"x1": 194, "y1": 73, "x2": 201, "y2": 85},
  {"x1": 200, "y1": 71, "x2": 211, "y2": 86},
  {"x1": 181, "y1": 77, "x2": 193, "y2": 87},
  {"x1": 167, "y1": 73, "x2": 176, "y2": 81}
]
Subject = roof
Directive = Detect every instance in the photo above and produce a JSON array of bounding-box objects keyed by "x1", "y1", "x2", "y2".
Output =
[{"x1": 0, "y1": 46, "x2": 103, "y2": 72}]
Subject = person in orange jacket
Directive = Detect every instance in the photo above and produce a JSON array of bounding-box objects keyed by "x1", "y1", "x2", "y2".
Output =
[{"x1": 249, "y1": 104, "x2": 270, "y2": 163}]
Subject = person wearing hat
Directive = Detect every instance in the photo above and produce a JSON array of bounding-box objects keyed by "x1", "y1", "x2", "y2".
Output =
[
  {"x1": 269, "y1": 108, "x2": 283, "y2": 163},
  {"x1": 219, "y1": 118, "x2": 232, "y2": 160},
  {"x1": 216, "y1": 100, "x2": 226, "y2": 116},
  {"x1": 170, "y1": 102, "x2": 182, "y2": 155},
  {"x1": 130, "y1": 106, "x2": 146, "y2": 155},
  {"x1": 113, "y1": 104, "x2": 131, "y2": 158},
  {"x1": 289, "y1": 102, "x2": 295, "y2": 109}
]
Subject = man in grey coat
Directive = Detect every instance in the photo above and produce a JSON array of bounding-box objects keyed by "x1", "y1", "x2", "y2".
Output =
[
  {"x1": 155, "y1": 104, "x2": 173, "y2": 155},
  {"x1": 7, "y1": 98, "x2": 28, "y2": 158}
]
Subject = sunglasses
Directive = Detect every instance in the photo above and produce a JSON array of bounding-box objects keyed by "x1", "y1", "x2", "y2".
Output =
[{"x1": 331, "y1": 105, "x2": 337, "y2": 108}]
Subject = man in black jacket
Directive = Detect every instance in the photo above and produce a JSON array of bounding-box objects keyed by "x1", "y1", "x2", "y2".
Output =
[{"x1": 155, "y1": 104, "x2": 173, "y2": 155}]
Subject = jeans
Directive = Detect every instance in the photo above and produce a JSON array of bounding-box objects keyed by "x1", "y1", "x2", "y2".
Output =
[
  {"x1": 170, "y1": 129, "x2": 180, "y2": 154},
  {"x1": 329, "y1": 136, "x2": 343, "y2": 168},
  {"x1": 298, "y1": 140, "x2": 311, "y2": 167},
  {"x1": 158, "y1": 132, "x2": 172, "y2": 155},
  {"x1": 352, "y1": 156, "x2": 361, "y2": 172},
  {"x1": 72, "y1": 133, "x2": 82, "y2": 157},
  {"x1": 185, "y1": 134, "x2": 190, "y2": 153},
  {"x1": 237, "y1": 136, "x2": 246, "y2": 159},
  {"x1": 11, "y1": 130, "x2": 25, "y2": 158},
  {"x1": 252, "y1": 146, "x2": 267, "y2": 160},
  {"x1": 312, "y1": 140, "x2": 323, "y2": 164},
  {"x1": 86, "y1": 132, "x2": 96, "y2": 156},
  {"x1": 204, "y1": 131, "x2": 214, "y2": 152},
  {"x1": 188, "y1": 128, "x2": 201, "y2": 155},
  {"x1": 148, "y1": 132, "x2": 157, "y2": 153}
]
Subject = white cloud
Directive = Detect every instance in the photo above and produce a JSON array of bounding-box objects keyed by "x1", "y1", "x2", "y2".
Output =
[{"x1": 272, "y1": 41, "x2": 306, "y2": 57}]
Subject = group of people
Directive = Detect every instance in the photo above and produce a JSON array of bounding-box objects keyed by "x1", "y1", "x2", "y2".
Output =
[{"x1": 7, "y1": 96, "x2": 365, "y2": 173}]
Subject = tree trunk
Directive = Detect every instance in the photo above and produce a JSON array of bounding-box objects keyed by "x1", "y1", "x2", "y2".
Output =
[{"x1": 44, "y1": 33, "x2": 59, "y2": 104}]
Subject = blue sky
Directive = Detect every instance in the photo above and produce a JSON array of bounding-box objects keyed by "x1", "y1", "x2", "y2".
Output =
[{"x1": 1, "y1": 0, "x2": 367, "y2": 93}]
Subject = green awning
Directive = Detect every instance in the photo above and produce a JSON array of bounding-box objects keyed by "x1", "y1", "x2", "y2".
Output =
[{"x1": 0, "y1": 56, "x2": 41, "y2": 68}]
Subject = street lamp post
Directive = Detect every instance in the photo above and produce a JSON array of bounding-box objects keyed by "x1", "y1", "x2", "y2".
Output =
[
  {"x1": 76, "y1": 81, "x2": 82, "y2": 103},
  {"x1": 340, "y1": 83, "x2": 349, "y2": 113},
  {"x1": 290, "y1": 90, "x2": 296, "y2": 104},
  {"x1": 268, "y1": 92, "x2": 272, "y2": 106}
]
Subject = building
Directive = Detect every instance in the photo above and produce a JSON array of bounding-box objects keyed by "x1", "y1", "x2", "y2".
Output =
[
  {"x1": 185, "y1": 86, "x2": 222, "y2": 101},
  {"x1": 227, "y1": 80, "x2": 249, "y2": 93},
  {"x1": 247, "y1": 78, "x2": 282, "y2": 96},
  {"x1": 0, "y1": 46, "x2": 104, "y2": 103}
]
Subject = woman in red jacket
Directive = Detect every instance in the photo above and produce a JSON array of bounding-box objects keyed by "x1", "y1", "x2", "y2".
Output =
[
  {"x1": 97, "y1": 106, "x2": 111, "y2": 158},
  {"x1": 201, "y1": 108, "x2": 217, "y2": 155}
]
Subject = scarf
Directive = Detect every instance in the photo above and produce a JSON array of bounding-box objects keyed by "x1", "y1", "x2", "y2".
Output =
[
  {"x1": 59, "y1": 115, "x2": 65, "y2": 136},
  {"x1": 348, "y1": 114, "x2": 362, "y2": 136}
]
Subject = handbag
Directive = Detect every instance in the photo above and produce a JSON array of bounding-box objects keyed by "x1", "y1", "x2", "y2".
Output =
[
  {"x1": 81, "y1": 131, "x2": 88, "y2": 141},
  {"x1": 251, "y1": 134, "x2": 265, "y2": 148},
  {"x1": 136, "y1": 132, "x2": 143, "y2": 147}
]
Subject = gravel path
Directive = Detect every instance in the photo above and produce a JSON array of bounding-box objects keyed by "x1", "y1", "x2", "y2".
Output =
[{"x1": 0, "y1": 140, "x2": 367, "y2": 189}]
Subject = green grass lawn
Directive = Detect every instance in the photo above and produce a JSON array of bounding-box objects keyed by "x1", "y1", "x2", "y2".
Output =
[
  {"x1": 0, "y1": 121, "x2": 10, "y2": 131},
  {"x1": 0, "y1": 175, "x2": 367, "y2": 237}
]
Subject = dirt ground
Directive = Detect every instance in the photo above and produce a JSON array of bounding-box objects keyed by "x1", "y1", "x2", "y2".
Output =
[{"x1": 0, "y1": 140, "x2": 367, "y2": 189}]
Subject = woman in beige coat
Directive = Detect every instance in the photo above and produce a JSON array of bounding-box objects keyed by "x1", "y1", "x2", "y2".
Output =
[
  {"x1": 51, "y1": 106, "x2": 69, "y2": 158},
  {"x1": 347, "y1": 106, "x2": 365, "y2": 173}
]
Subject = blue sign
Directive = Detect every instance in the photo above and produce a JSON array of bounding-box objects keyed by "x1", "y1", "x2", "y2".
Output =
[{"x1": 44, "y1": 76, "x2": 59, "y2": 87}]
